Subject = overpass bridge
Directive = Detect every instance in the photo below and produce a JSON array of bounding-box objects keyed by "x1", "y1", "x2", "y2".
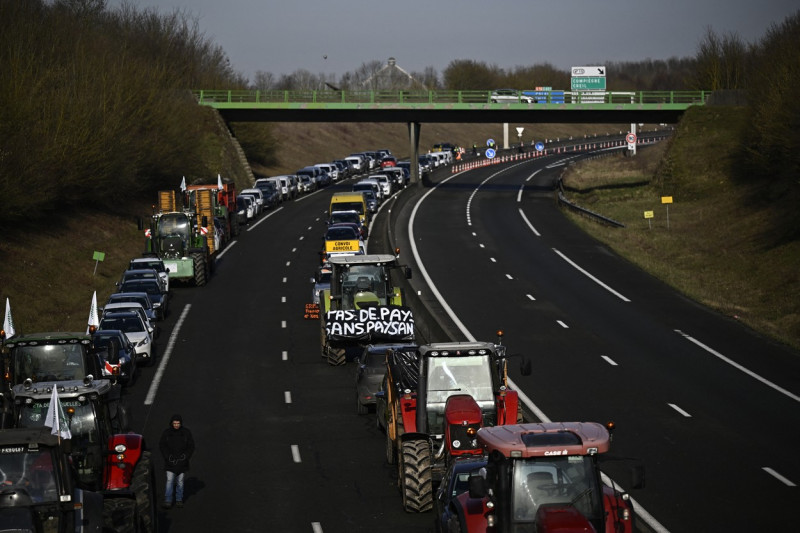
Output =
[{"x1": 191, "y1": 89, "x2": 710, "y2": 182}]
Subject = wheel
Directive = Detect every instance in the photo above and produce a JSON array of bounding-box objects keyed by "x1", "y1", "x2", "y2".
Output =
[
  {"x1": 356, "y1": 392, "x2": 367, "y2": 415},
  {"x1": 400, "y1": 439, "x2": 433, "y2": 513},
  {"x1": 192, "y1": 253, "x2": 206, "y2": 286},
  {"x1": 104, "y1": 497, "x2": 139, "y2": 533},
  {"x1": 131, "y1": 451, "x2": 158, "y2": 533},
  {"x1": 327, "y1": 347, "x2": 346, "y2": 366}
]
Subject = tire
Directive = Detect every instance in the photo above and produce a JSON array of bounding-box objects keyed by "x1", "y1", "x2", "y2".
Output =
[
  {"x1": 104, "y1": 497, "x2": 139, "y2": 533},
  {"x1": 400, "y1": 439, "x2": 433, "y2": 513},
  {"x1": 327, "y1": 347, "x2": 346, "y2": 366},
  {"x1": 192, "y1": 253, "x2": 206, "y2": 286},
  {"x1": 131, "y1": 451, "x2": 158, "y2": 533}
]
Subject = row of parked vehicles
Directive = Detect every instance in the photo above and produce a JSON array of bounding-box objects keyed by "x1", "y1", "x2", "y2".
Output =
[{"x1": 302, "y1": 146, "x2": 643, "y2": 533}]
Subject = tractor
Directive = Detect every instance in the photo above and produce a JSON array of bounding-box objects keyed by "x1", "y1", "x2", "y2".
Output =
[
  {"x1": 186, "y1": 180, "x2": 241, "y2": 243},
  {"x1": 9, "y1": 378, "x2": 157, "y2": 532},
  {"x1": 140, "y1": 189, "x2": 217, "y2": 286},
  {"x1": 318, "y1": 252, "x2": 414, "y2": 365},
  {"x1": 380, "y1": 336, "x2": 530, "y2": 513},
  {"x1": 447, "y1": 422, "x2": 640, "y2": 533}
]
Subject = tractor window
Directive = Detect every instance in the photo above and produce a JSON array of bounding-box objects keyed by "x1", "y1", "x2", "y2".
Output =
[
  {"x1": 0, "y1": 448, "x2": 58, "y2": 503},
  {"x1": 13, "y1": 344, "x2": 88, "y2": 384},
  {"x1": 511, "y1": 456, "x2": 602, "y2": 524},
  {"x1": 425, "y1": 356, "x2": 494, "y2": 435},
  {"x1": 157, "y1": 214, "x2": 189, "y2": 238}
]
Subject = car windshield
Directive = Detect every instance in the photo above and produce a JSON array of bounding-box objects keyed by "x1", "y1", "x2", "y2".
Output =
[
  {"x1": 0, "y1": 446, "x2": 58, "y2": 503},
  {"x1": 330, "y1": 212, "x2": 359, "y2": 224},
  {"x1": 108, "y1": 294, "x2": 151, "y2": 309},
  {"x1": 511, "y1": 456, "x2": 602, "y2": 524},
  {"x1": 12, "y1": 344, "x2": 89, "y2": 383},
  {"x1": 131, "y1": 260, "x2": 164, "y2": 272},
  {"x1": 99, "y1": 316, "x2": 144, "y2": 333},
  {"x1": 121, "y1": 281, "x2": 160, "y2": 296},
  {"x1": 326, "y1": 227, "x2": 358, "y2": 240}
]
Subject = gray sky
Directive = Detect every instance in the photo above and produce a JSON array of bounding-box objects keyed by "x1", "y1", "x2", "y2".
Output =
[{"x1": 113, "y1": 0, "x2": 797, "y2": 83}]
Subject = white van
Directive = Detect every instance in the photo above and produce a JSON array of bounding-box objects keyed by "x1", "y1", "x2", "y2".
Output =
[
  {"x1": 345, "y1": 156, "x2": 364, "y2": 172},
  {"x1": 239, "y1": 188, "x2": 265, "y2": 213},
  {"x1": 266, "y1": 176, "x2": 291, "y2": 201}
]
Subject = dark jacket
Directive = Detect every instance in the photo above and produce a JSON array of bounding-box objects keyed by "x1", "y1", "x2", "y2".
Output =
[{"x1": 159, "y1": 415, "x2": 195, "y2": 474}]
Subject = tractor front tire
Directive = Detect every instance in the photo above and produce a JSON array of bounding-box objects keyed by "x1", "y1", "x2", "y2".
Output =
[
  {"x1": 104, "y1": 498, "x2": 139, "y2": 533},
  {"x1": 400, "y1": 439, "x2": 433, "y2": 513},
  {"x1": 192, "y1": 253, "x2": 207, "y2": 286},
  {"x1": 131, "y1": 451, "x2": 157, "y2": 533}
]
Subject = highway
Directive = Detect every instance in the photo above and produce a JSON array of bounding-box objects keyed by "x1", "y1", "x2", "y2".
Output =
[{"x1": 123, "y1": 146, "x2": 799, "y2": 532}]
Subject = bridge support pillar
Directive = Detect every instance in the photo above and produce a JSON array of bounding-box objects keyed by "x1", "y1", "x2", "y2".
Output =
[{"x1": 408, "y1": 121, "x2": 421, "y2": 186}]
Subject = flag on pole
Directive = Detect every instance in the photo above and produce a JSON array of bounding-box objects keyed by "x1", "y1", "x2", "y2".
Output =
[
  {"x1": 44, "y1": 386, "x2": 72, "y2": 440},
  {"x1": 3, "y1": 298, "x2": 15, "y2": 338},
  {"x1": 217, "y1": 174, "x2": 223, "y2": 189},
  {"x1": 180, "y1": 176, "x2": 187, "y2": 192},
  {"x1": 86, "y1": 291, "x2": 99, "y2": 334}
]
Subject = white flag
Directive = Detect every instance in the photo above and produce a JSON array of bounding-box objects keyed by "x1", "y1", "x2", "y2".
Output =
[
  {"x1": 86, "y1": 291, "x2": 99, "y2": 334},
  {"x1": 3, "y1": 298, "x2": 15, "y2": 338},
  {"x1": 217, "y1": 174, "x2": 223, "y2": 189},
  {"x1": 180, "y1": 176, "x2": 187, "y2": 192},
  {"x1": 44, "y1": 386, "x2": 71, "y2": 440}
]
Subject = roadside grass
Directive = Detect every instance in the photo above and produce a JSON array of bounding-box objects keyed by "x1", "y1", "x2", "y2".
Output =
[{"x1": 561, "y1": 108, "x2": 800, "y2": 350}]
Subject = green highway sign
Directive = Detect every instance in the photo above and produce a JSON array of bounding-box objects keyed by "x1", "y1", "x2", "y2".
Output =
[{"x1": 571, "y1": 77, "x2": 607, "y2": 91}]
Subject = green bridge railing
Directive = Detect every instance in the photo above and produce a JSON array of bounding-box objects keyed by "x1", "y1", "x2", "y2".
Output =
[{"x1": 191, "y1": 89, "x2": 710, "y2": 107}]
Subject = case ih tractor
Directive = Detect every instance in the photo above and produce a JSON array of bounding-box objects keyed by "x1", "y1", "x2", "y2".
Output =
[
  {"x1": 381, "y1": 338, "x2": 529, "y2": 513},
  {"x1": 9, "y1": 378, "x2": 157, "y2": 532},
  {"x1": 141, "y1": 189, "x2": 217, "y2": 286},
  {"x1": 447, "y1": 422, "x2": 638, "y2": 533},
  {"x1": 318, "y1": 253, "x2": 414, "y2": 366}
]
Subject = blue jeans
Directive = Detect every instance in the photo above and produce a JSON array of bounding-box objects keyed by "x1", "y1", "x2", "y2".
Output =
[{"x1": 165, "y1": 471, "x2": 184, "y2": 503}]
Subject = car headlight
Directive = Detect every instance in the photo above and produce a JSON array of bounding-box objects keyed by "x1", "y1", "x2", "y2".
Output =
[{"x1": 138, "y1": 337, "x2": 150, "y2": 347}]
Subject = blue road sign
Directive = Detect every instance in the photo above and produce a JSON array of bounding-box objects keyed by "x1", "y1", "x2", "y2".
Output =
[
  {"x1": 486, "y1": 139, "x2": 495, "y2": 147},
  {"x1": 486, "y1": 148, "x2": 496, "y2": 159},
  {"x1": 535, "y1": 142, "x2": 545, "y2": 151}
]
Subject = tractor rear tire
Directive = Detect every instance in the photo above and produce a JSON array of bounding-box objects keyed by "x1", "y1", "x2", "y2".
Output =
[
  {"x1": 131, "y1": 451, "x2": 157, "y2": 533},
  {"x1": 400, "y1": 439, "x2": 433, "y2": 513},
  {"x1": 192, "y1": 253, "x2": 207, "y2": 286},
  {"x1": 327, "y1": 347, "x2": 346, "y2": 366},
  {"x1": 103, "y1": 498, "x2": 140, "y2": 533}
]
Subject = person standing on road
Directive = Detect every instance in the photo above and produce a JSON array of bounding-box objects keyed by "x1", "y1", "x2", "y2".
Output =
[{"x1": 159, "y1": 414, "x2": 194, "y2": 509}]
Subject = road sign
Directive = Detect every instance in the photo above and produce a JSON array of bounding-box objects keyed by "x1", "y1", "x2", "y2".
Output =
[
  {"x1": 486, "y1": 138, "x2": 495, "y2": 147},
  {"x1": 626, "y1": 133, "x2": 637, "y2": 144},
  {"x1": 535, "y1": 142, "x2": 544, "y2": 151},
  {"x1": 571, "y1": 77, "x2": 606, "y2": 91},
  {"x1": 515, "y1": 127, "x2": 524, "y2": 136},
  {"x1": 644, "y1": 211, "x2": 654, "y2": 219},
  {"x1": 485, "y1": 148, "x2": 496, "y2": 159},
  {"x1": 661, "y1": 196, "x2": 673, "y2": 204},
  {"x1": 571, "y1": 66, "x2": 605, "y2": 77}
]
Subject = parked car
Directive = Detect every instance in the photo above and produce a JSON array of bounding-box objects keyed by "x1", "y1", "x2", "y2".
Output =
[
  {"x1": 368, "y1": 174, "x2": 393, "y2": 198},
  {"x1": 92, "y1": 329, "x2": 137, "y2": 384},
  {"x1": 332, "y1": 160, "x2": 351, "y2": 180},
  {"x1": 97, "y1": 310, "x2": 154, "y2": 365},
  {"x1": 237, "y1": 195, "x2": 255, "y2": 222},
  {"x1": 128, "y1": 256, "x2": 170, "y2": 292},
  {"x1": 240, "y1": 188, "x2": 265, "y2": 213},
  {"x1": 314, "y1": 163, "x2": 339, "y2": 182},
  {"x1": 328, "y1": 209, "x2": 368, "y2": 239},
  {"x1": 118, "y1": 279, "x2": 168, "y2": 320},
  {"x1": 102, "y1": 301, "x2": 157, "y2": 336},
  {"x1": 254, "y1": 179, "x2": 281, "y2": 207},
  {"x1": 105, "y1": 292, "x2": 157, "y2": 323},
  {"x1": 355, "y1": 179, "x2": 383, "y2": 203},
  {"x1": 118, "y1": 268, "x2": 167, "y2": 294},
  {"x1": 238, "y1": 193, "x2": 261, "y2": 217}
]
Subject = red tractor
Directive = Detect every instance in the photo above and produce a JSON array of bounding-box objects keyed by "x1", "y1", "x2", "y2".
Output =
[
  {"x1": 446, "y1": 422, "x2": 639, "y2": 533},
  {"x1": 379, "y1": 335, "x2": 530, "y2": 513}
]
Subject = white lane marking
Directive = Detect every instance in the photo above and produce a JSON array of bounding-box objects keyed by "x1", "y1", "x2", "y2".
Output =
[
  {"x1": 762, "y1": 467, "x2": 796, "y2": 487},
  {"x1": 281, "y1": 320, "x2": 287, "y2": 328},
  {"x1": 246, "y1": 206, "x2": 283, "y2": 231},
  {"x1": 291, "y1": 445, "x2": 301, "y2": 463},
  {"x1": 284, "y1": 391, "x2": 292, "y2": 404},
  {"x1": 217, "y1": 240, "x2": 237, "y2": 259},
  {"x1": 601, "y1": 355, "x2": 618, "y2": 366},
  {"x1": 281, "y1": 296, "x2": 286, "y2": 303},
  {"x1": 145, "y1": 305, "x2": 191, "y2": 405},
  {"x1": 526, "y1": 169, "x2": 543, "y2": 182},
  {"x1": 668, "y1": 403, "x2": 692, "y2": 417},
  {"x1": 557, "y1": 320, "x2": 569, "y2": 328},
  {"x1": 282, "y1": 277, "x2": 287, "y2": 283},
  {"x1": 299, "y1": 235, "x2": 305, "y2": 241},
  {"x1": 506, "y1": 274, "x2": 513, "y2": 280},
  {"x1": 518, "y1": 208, "x2": 541, "y2": 237},
  {"x1": 409, "y1": 170, "x2": 670, "y2": 533},
  {"x1": 286, "y1": 261, "x2": 291, "y2": 266},
  {"x1": 465, "y1": 162, "x2": 529, "y2": 226},
  {"x1": 675, "y1": 330, "x2": 800, "y2": 403},
  {"x1": 490, "y1": 257, "x2": 497, "y2": 263},
  {"x1": 552, "y1": 248, "x2": 631, "y2": 302},
  {"x1": 479, "y1": 243, "x2": 485, "y2": 248},
  {"x1": 292, "y1": 247, "x2": 297, "y2": 253},
  {"x1": 526, "y1": 294, "x2": 536, "y2": 301},
  {"x1": 307, "y1": 226, "x2": 312, "y2": 231},
  {"x1": 282, "y1": 350, "x2": 288, "y2": 361},
  {"x1": 312, "y1": 522, "x2": 323, "y2": 533}
]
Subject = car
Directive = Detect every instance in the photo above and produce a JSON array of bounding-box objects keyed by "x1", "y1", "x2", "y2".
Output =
[
  {"x1": 381, "y1": 167, "x2": 405, "y2": 189},
  {"x1": 253, "y1": 179, "x2": 281, "y2": 208},
  {"x1": 214, "y1": 217, "x2": 228, "y2": 249},
  {"x1": 102, "y1": 301, "x2": 157, "y2": 336},
  {"x1": 118, "y1": 268, "x2": 167, "y2": 294},
  {"x1": 310, "y1": 265, "x2": 332, "y2": 304},
  {"x1": 129, "y1": 257, "x2": 170, "y2": 292},
  {"x1": 322, "y1": 224, "x2": 365, "y2": 258},
  {"x1": 298, "y1": 175, "x2": 316, "y2": 193},
  {"x1": 91, "y1": 329, "x2": 137, "y2": 385},
  {"x1": 359, "y1": 189, "x2": 378, "y2": 214},
  {"x1": 491, "y1": 88, "x2": 533, "y2": 103},
  {"x1": 368, "y1": 174, "x2": 393, "y2": 198},
  {"x1": 355, "y1": 344, "x2": 401, "y2": 415},
  {"x1": 118, "y1": 279, "x2": 168, "y2": 320},
  {"x1": 328, "y1": 210, "x2": 368, "y2": 239},
  {"x1": 105, "y1": 292, "x2": 157, "y2": 323},
  {"x1": 418, "y1": 155, "x2": 433, "y2": 175},
  {"x1": 238, "y1": 193, "x2": 261, "y2": 217},
  {"x1": 332, "y1": 160, "x2": 351, "y2": 180},
  {"x1": 240, "y1": 188, "x2": 265, "y2": 213},
  {"x1": 237, "y1": 195, "x2": 255, "y2": 222},
  {"x1": 97, "y1": 310, "x2": 154, "y2": 365},
  {"x1": 354, "y1": 179, "x2": 383, "y2": 203},
  {"x1": 380, "y1": 156, "x2": 397, "y2": 168},
  {"x1": 296, "y1": 167, "x2": 325, "y2": 189},
  {"x1": 314, "y1": 163, "x2": 339, "y2": 182},
  {"x1": 434, "y1": 457, "x2": 489, "y2": 532}
]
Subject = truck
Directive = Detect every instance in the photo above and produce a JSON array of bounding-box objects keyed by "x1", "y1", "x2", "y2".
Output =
[
  {"x1": 380, "y1": 338, "x2": 529, "y2": 513},
  {"x1": 9, "y1": 377, "x2": 157, "y2": 532},
  {"x1": 141, "y1": 189, "x2": 217, "y2": 286},
  {"x1": 447, "y1": 422, "x2": 639, "y2": 533},
  {"x1": 318, "y1": 253, "x2": 413, "y2": 366}
]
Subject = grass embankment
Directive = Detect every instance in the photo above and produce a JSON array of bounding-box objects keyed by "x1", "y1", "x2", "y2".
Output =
[{"x1": 562, "y1": 106, "x2": 800, "y2": 350}]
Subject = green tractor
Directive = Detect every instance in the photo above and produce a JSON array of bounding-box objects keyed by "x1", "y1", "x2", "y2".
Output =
[{"x1": 140, "y1": 190, "x2": 218, "y2": 287}]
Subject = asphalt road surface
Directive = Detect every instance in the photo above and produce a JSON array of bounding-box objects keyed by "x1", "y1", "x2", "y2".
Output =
[{"x1": 123, "y1": 146, "x2": 799, "y2": 532}]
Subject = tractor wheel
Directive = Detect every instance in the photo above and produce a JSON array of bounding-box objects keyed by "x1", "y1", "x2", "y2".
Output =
[
  {"x1": 192, "y1": 253, "x2": 207, "y2": 286},
  {"x1": 400, "y1": 439, "x2": 433, "y2": 513},
  {"x1": 103, "y1": 498, "x2": 140, "y2": 533},
  {"x1": 131, "y1": 451, "x2": 158, "y2": 533},
  {"x1": 326, "y1": 347, "x2": 346, "y2": 366}
]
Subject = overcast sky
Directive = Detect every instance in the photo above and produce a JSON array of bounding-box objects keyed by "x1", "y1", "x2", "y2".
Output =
[{"x1": 112, "y1": 0, "x2": 797, "y2": 83}]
